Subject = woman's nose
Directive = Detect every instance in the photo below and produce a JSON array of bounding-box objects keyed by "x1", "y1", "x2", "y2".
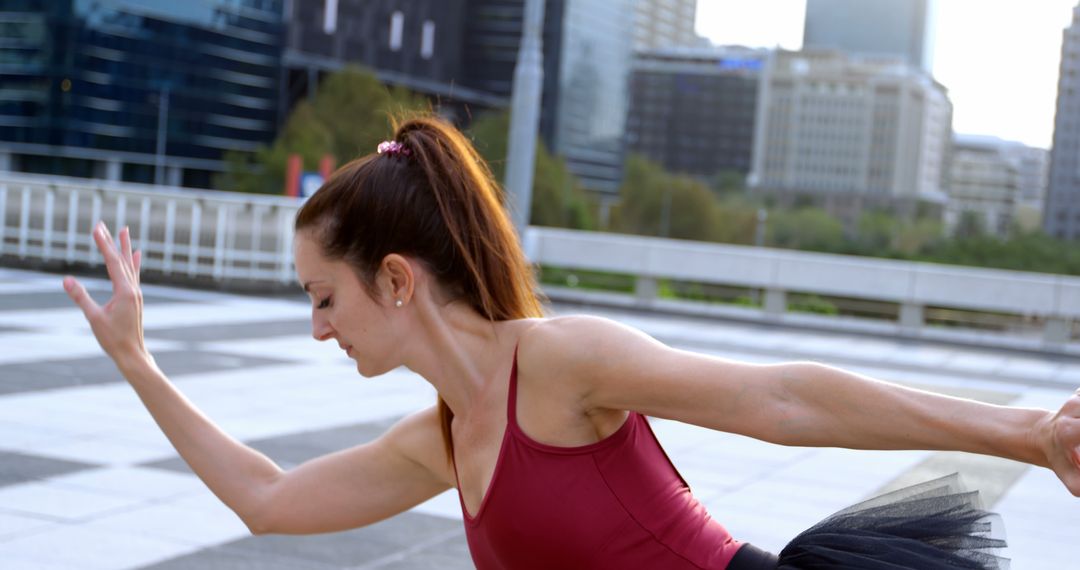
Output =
[{"x1": 311, "y1": 315, "x2": 334, "y2": 341}]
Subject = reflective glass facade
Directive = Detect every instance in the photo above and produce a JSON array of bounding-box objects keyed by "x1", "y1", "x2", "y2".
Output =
[
  {"x1": 554, "y1": 0, "x2": 634, "y2": 194},
  {"x1": 627, "y1": 49, "x2": 763, "y2": 178},
  {"x1": 0, "y1": 0, "x2": 283, "y2": 186},
  {"x1": 459, "y1": 0, "x2": 566, "y2": 150}
]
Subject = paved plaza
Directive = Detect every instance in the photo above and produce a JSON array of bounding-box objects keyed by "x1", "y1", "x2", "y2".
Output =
[{"x1": 0, "y1": 265, "x2": 1076, "y2": 569}]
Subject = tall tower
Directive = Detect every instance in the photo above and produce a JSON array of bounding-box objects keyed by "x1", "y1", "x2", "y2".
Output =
[
  {"x1": 803, "y1": 0, "x2": 935, "y2": 72},
  {"x1": 634, "y1": 0, "x2": 700, "y2": 51},
  {"x1": 1045, "y1": 3, "x2": 1080, "y2": 240}
]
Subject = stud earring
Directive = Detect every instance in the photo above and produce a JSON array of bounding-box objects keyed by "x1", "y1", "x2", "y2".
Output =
[{"x1": 395, "y1": 299, "x2": 403, "y2": 308}]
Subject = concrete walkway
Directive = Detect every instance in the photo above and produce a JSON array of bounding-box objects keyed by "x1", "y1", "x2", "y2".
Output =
[{"x1": 0, "y1": 266, "x2": 1075, "y2": 569}]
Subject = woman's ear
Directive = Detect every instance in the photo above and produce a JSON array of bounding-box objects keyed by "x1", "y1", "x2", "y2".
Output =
[{"x1": 379, "y1": 254, "x2": 415, "y2": 306}]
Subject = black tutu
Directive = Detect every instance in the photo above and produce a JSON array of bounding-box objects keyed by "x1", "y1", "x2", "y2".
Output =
[{"x1": 731, "y1": 474, "x2": 1009, "y2": 570}]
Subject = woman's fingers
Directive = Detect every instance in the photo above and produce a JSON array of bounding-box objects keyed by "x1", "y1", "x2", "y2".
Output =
[
  {"x1": 133, "y1": 249, "x2": 142, "y2": 284},
  {"x1": 63, "y1": 275, "x2": 101, "y2": 321},
  {"x1": 93, "y1": 222, "x2": 133, "y2": 293},
  {"x1": 120, "y1": 226, "x2": 134, "y2": 274}
]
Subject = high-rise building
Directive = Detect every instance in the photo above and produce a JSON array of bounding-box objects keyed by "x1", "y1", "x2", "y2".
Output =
[
  {"x1": 1045, "y1": 3, "x2": 1080, "y2": 241},
  {"x1": 0, "y1": 0, "x2": 285, "y2": 188},
  {"x1": 946, "y1": 135, "x2": 1025, "y2": 238},
  {"x1": 803, "y1": 0, "x2": 936, "y2": 73},
  {"x1": 457, "y1": 0, "x2": 636, "y2": 196},
  {"x1": 634, "y1": 0, "x2": 699, "y2": 51},
  {"x1": 553, "y1": 0, "x2": 636, "y2": 196},
  {"x1": 283, "y1": 0, "x2": 503, "y2": 124},
  {"x1": 457, "y1": 0, "x2": 568, "y2": 150},
  {"x1": 748, "y1": 49, "x2": 952, "y2": 219},
  {"x1": 626, "y1": 47, "x2": 764, "y2": 178}
]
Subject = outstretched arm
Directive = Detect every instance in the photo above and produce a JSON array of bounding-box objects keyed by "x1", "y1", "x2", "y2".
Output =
[
  {"x1": 64, "y1": 222, "x2": 451, "y2": 534},
  {"x1": 532, "y1": 315, "x2": 1080, "y2": 496}
]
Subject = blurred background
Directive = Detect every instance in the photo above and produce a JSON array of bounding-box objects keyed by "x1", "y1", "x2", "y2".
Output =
[
  {"x1": 2, "y1": 0, "x2": 1080, "y2": 341},
  {"x1": 0, "y1": 2, "x2": 1079, "y2": 569}
]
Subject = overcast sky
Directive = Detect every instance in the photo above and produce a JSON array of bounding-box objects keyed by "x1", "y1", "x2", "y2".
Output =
[{"x1": 695, "y1": 0, "x2": 1077, "y2": 149}]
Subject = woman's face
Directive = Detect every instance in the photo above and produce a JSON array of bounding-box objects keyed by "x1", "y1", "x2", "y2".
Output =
[{"x1": 293, "y1": 232, "x2": 403, "y2": 377}]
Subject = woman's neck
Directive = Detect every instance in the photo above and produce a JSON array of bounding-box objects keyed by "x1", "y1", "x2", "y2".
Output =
[{"x1": 403, "y1": 294, "x2": 520, "y2": 420}]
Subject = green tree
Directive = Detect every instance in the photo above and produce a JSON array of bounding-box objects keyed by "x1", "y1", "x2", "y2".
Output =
[
  {"x1": 954, "y1": 211, "x2": 986, "y2": 240},
  {"x1": 468, "y1": 110, "x2": 595, "y2": 229},
  {"x1": 215, "y1": 66, "x2": 427, "y2": 195},
  {"x1": 768, "y1": 207, "x2": 846, "y2": 251},
  {"x1": 615, "y1": 155, "x2": 673, "y2": 237},
  {"x1": 615, "y1": 155, "x2": 758, "y2": 243},
  {"x1": 707, "y1": 169, "x2": 746, "y2": 198}
]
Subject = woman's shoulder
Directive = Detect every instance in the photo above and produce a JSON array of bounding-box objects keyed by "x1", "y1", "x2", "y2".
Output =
[{"x1": 517, "y1": 314, "x2": 652, "y2": 388}]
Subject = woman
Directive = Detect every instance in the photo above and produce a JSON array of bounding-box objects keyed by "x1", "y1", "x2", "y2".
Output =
[{"x1": 64, "y1": 116, "x2": 1079, "y2": 569}]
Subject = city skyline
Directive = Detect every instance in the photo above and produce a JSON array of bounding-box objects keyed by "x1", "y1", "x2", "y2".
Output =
[{"x1": 695, "y1": 0, "x2": 1076, "y2": 150}]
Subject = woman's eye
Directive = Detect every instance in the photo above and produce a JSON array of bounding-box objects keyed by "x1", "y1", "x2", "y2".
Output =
[{"x1": 317, "y1": 297, "x2": 331, "y2": 309}]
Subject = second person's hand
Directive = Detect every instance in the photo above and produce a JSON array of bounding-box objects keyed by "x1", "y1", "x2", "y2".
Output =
[{"x1": 63, "y1": 221, "x2": 148, "y2": 367}]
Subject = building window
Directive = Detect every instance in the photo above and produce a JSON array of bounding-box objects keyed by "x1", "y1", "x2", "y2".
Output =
[
  {"x1": 390, "y1": 11, "x2": 404, "y2": 52},
  {"x1": 323, "y1": 0, "x2": 338, "y2": 34},
  {"x1": 421, "y1": 20, "x2": 435, "y2": 59}
]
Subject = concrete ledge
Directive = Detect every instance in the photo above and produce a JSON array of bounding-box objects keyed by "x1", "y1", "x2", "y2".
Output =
[{"x1": 542, "y1": 285, "x2": 1080, "y2": 359}]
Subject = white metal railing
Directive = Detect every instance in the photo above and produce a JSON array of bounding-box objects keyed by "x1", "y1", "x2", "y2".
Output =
[
  {"x1": 0, "y1": 173, "x2": 299, "y2": 285},
  {"x1": 1, "y1": 173, "x2": 1076, "y2": 345}
]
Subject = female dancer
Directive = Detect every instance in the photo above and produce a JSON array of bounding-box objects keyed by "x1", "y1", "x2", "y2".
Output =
[{"x1": 64, "y1": 116, "x2": 1079, "y2": 569}]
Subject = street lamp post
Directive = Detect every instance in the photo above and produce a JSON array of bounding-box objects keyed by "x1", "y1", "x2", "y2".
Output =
[
  {"x1": 660, "y1": 187, "x2": 672, "y2": 238},
  {"x1": 755, "y1": 207, "x2": 768, "y2": 247},
  {"x1": 504, "y1": 0, "x2": 545, "y2": 235}
]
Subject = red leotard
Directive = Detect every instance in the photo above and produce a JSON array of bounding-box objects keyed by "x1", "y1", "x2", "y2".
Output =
[{"x1": 454, "y1": 347, "x2": 743, "y2": 569}]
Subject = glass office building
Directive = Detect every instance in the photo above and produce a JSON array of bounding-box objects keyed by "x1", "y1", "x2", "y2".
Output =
[
  {"x1": 627, "y1": 48, "x2": 763, "y2": 179},
  {"x1": 552, "y1": 0, "x2": 634, "y2": 195},
  {"x1": 0, "y1": 0, "x2": 284, "y2": 188}
]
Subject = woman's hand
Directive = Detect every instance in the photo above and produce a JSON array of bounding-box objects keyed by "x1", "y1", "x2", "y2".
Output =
[
  {"x1": 63, "y1": 221, "x2": 147, "y2": 365},
  {"x1": 1037, "y1": 389, "x2": 1080, "y2": 496}
]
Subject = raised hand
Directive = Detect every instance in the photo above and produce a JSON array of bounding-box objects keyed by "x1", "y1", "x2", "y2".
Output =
[
  {"x1": 1039, "y1": 388, "x2": 1080, "y2": 496},
  {"x1": 63, "y1": 221, "x2": 147, "y2": 365}
]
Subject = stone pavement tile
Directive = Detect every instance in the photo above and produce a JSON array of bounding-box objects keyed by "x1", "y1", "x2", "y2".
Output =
[
  {"x1": 1058, "y1": 365, "x2": 1080, "y2": 385},
  {"x1": 872, "y1": 451, "x2": 1030, "y2": 507},
  {"x1": 30, "y1": 435, "x2": 176, "y2": 467},
  {"x1": 140, "y1": 418, "x2": 398, "y2": 475},
  {"x1": 86, "y1": 501, "x2": 251, "y2": 546},
  {"x1": 776, "y1": 448, "x2": 931, "y2": 494},
  {"x1": 0, "y1": 291, "x2": 192, "y2": 312},
  {"x1": 0, "y1": 481, "x2": 145, "y2": 520},
  {"x1": 880, "y1": 343, "x2": 954, "y2": 367},
  {"x1": 944, "y1": 352, "x2": 1009, "y2": 375},
  {"x1": 3, "y1": 558, "x2": 81, "y2": 570},
  {"x1": 0, "y1": 349, "x2": 295, "y2": 396},
  {"x1": 996, "y1": 357, "x2": 1065, "y2": 382},
  {"x1": 0, "y1": 511, "x2": 56, "y2": 541},
  {"x1": 156, "y1": 512, "x2": 469, "y2": 569},
  {"x1": 0, "y1": 523, "x2": 200, "y2": 570},
  {"x1": 48, "y1": 466, "x2": 206, "y2": 501},
  {"x1": 145, "y1": 318, "x2": 310, "y2": 343},
  {"x1": 141, "y1": 546, "x2": 336, "y2": 570},
  {"x1": 0, "y1": 329, "x2": 179, "y2": 367},
  {"x1": 0, "y1": 298, "x2": 307, "y2": 335},
  {"x1": 0, "y1": 450, "x2": 99, "y2": 488},
  {"x1": 202, "y1": 335, "x2": 351, "y2": 365},
  {"x1": 366, "y1": 533, "x2": 474, "y2": 570},
  {"x1": 782, "y1": 335, "x2": 867, "y2": 360}
]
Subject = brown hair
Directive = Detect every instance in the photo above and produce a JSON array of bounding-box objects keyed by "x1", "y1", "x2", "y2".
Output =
[{"x1": 294, "y1": 114, "x2": 545, "y2": 465}]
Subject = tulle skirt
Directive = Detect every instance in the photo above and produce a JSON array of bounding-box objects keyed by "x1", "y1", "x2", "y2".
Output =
[{"x1": 729, "y1": 474, "x2": 1009, "y2": 570}]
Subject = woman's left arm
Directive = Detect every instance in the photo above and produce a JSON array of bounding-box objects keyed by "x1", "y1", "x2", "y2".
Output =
[{"x1": 537, "y1": 316, "x2": 1080, "y2": 496}]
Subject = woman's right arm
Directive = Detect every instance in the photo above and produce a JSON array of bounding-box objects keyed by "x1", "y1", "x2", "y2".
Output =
[{"x1": 65, "y1": 222, "x2": 451, "y2": 534}]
